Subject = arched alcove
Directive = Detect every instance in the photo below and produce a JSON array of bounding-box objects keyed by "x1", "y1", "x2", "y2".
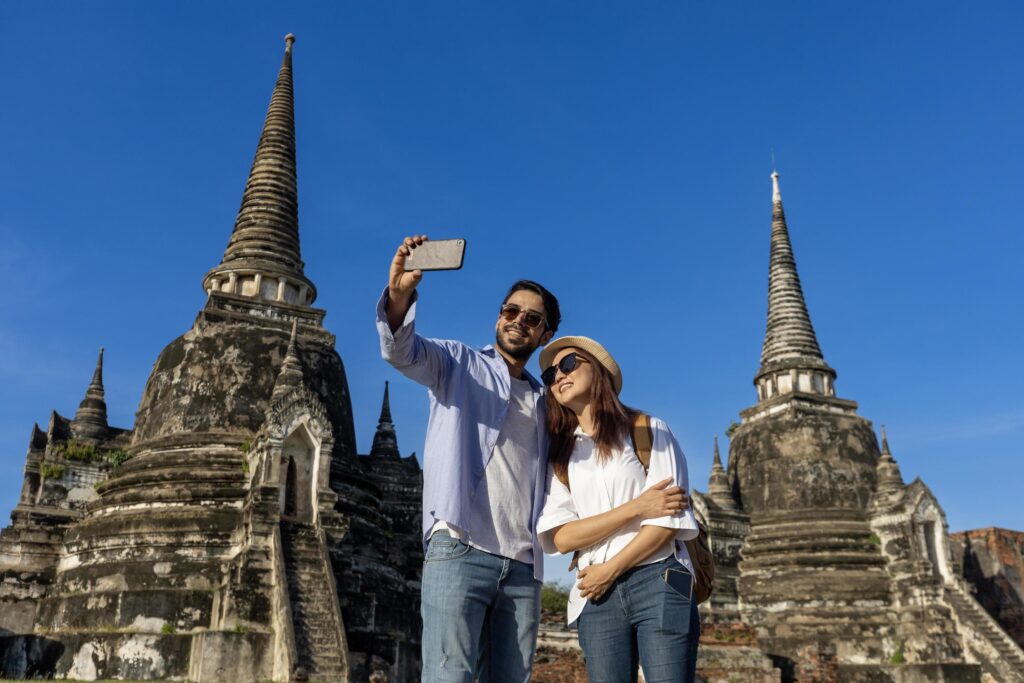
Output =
[
  {"x1": 280, "y1": 424, "x2": 318, "y2": 524},
  {"x1": 914, "y1": 499, "x2": 951, "y2": 580}
]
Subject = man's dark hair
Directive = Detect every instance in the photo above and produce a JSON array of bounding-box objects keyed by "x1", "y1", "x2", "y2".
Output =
[{"x1": 503, "y1": 280, "x2": 561, "y2": 334}]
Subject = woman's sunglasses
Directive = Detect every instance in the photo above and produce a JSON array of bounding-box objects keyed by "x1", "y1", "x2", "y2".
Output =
[
  {"x1": 499, "y1": 304, "x2": 546, "y2": 330},
  {"x1": 541, "y1": 352, "x2": 589, "y2": 387}
]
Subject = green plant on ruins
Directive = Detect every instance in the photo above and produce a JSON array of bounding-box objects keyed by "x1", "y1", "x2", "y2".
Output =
[
  {"x1": 53, "y1": 440, "x2": 133, "y2": 467},
  {"x1": 39, "y1": 462, "x2": 66, "y2": 480},
  {"x1": 107, "y1": 449, "x2": 131, "y2": 467},
  {"x1": 57, "y1": 440, "x2": 102, "y2": 462},
  {"x1": 890, "y1": 639, "x2": 905, "y2": 665}
]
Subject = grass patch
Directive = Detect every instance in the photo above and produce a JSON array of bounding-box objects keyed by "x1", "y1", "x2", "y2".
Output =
[
  {"x1": 39, "y1": 462, "x2": 66, "y2": 480},
  {"x1": 890, "y1": 639, "x2": 905, "y2": 664},
  {"x1": 52, "y1": 440, "x2": 132, "y2": 467}
]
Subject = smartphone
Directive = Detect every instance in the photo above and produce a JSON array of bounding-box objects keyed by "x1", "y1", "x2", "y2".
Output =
[
  {"x1": 663, "y1": 567, "x2": 694, "y2": 601},
  {"x1": 404, "y1": 238, "x2": 467, "y2": 272}
]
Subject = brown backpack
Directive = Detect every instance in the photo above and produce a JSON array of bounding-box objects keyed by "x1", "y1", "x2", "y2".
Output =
[{"x1": 562, "y1": 414, "x2": 715, "y2": 604}]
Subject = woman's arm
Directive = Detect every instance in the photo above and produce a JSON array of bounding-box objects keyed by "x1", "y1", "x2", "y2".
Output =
[
  {"x1": 577, "y1": 526, "x2": 677, "y2": 600},
  {"x1": 549, "y1": 477, "x2": 685, "y2": 554}
]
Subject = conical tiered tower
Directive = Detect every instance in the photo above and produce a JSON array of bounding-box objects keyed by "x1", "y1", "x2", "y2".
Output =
[
  {"x1": 70, "y1": 348, "x2": 109, "y2": 442},
  {"x1": 696, "y1": 172, "x2": 1000, "y2": 677},
  {"x1": 0, "y1": 36, "x2": 423, "y2": 683},
  {"x1": 202, "y1": 33, "x2": 316, "y2": 307},
  {"x1": 727, "y1": 171, "x2": 893, "y2": 661},
  {"x1": 369, "y1": 382, "x2": 400, "y2": 458}
]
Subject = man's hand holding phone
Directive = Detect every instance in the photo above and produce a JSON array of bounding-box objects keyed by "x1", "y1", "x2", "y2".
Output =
[
  {"x1": 386, "y1": 235, "x2": 427, "y2": 333},
  {"x1": 390, "y1": 235, "x2": 427, "y2": 299}
]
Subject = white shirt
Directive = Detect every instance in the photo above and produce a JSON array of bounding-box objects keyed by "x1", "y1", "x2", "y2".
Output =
[
  {"x1": 536, "y1": 416, "x2": 699, "y2": 625},
  {"x1": 431, "y1": 376, "x2": 538, "y2": 562}
]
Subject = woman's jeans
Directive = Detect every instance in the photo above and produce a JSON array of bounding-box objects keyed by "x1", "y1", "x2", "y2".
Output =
[
  {"x1": 577, "y1": 557, "x2": 700, "y2": 683},
  {"x1": 421, "y1": 531, "x2": 541, "y2": 683}
]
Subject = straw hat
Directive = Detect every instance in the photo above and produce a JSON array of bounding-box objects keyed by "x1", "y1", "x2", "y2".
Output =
[{"x1": 538, "y1": 336, "x2": 623, "y2": 394}]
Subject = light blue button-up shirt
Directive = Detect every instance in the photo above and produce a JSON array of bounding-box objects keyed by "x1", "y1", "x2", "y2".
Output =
[{"x1": 375, "y1": 289, "x2": 549, "y2": 581}]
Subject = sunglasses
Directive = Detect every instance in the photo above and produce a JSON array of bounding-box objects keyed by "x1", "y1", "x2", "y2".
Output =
[
  {"x1": 499, "y1": 304, "x2": 546, "y2": 330},
  {"x1": 541, "y1": 352, "x2": 589, "y2": 387}
]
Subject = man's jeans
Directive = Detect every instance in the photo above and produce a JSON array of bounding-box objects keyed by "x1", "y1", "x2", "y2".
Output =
[
  {"x1": 421, "y1": 532, "x2": 541, "y2": 683},
  {"x1": 577, "y1": 557, "x2": 700, "y2": 683}
]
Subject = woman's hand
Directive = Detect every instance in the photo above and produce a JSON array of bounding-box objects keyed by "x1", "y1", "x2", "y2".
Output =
[
  {"x1": 632, "y1": 477, "x2": 688, "y2": 519},
  {"x1": 577, "y1": 562, "x2": 622, "y2": 601}
]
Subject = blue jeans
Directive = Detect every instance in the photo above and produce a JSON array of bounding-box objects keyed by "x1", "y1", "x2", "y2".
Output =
[
  {"x1": 577, "y1": 557, "x2": 700, "y2": 683},
  {"x1": 421, "y1": 532, "x2": 541, "y2": 683}
]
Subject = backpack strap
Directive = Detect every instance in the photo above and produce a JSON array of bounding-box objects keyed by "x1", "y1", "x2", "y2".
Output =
[{"x1": 631, "y1": 413, "x2": 653, "y2": 472}]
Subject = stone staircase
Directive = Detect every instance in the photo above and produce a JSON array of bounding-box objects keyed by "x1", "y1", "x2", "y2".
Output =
[
  {"x1": 281, "y1": 521, "x2": 347, "y2": 682},
  {"x1": 945, "y1": 579, "x2": 1024, "y2": 683}
]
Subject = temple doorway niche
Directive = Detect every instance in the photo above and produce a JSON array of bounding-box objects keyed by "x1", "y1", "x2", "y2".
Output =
[
  {"x1": 280, "y1": 425, "x2": 317, "y2": 524},
  {"x1": 923, "y1": 521, "x2": 940, "y2": 573},
  {"x1": 919, "y1": 510, "x2": 951, "y2": 580}
]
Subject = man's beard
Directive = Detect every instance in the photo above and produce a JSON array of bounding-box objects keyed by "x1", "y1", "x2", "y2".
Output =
[{"x1": 495, "y1": 327, "x2": 538, "y2": 361}]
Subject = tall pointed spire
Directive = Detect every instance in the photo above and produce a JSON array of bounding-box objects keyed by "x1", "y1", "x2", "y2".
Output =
[
  {"x1": 761, "y1": 171, "x2": 826, "y2": 367},
  {"x1": 754, "y1": 172, "x2": 836, "y2": 403},
  {"x1": 71, "y1": 348, "x2": 109, "y2": 442},
  {"x1": 370, "y1": 382, "x2": 400, "y2": 458},
  {"x1": 203, "y1": 34, "x2": 317, "y2": 307},
  {"x1": 875, "y1": 425, "x2": 904, "y2": 493},
  {"x1": 707, "y1": 436, "x2": 738, "y2": 510},
  {"x1": 272, "y1": 321, "x2": 305, "y2": 400}
]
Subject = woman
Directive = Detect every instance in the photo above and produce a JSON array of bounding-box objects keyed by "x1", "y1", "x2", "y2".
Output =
[{"x1": 536, "y1": 336, "x2": 700, "y2": 683}]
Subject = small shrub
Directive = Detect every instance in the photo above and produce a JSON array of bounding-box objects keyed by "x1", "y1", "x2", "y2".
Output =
[
  {"x1": 540, "y1": 583, "x2": 569, "y2": 615},
  {"x1": 868, "y1": 533, "x2": 882, "y2": 546},
  {"x1": 890, "y1": 640, "x2": 905, "y2": 665},
  {"x1": 725, "y1": 422, "x2": 740, "y2": 438},
  {"x1": 55, "y1": 439, "x2": 133, "y2": 467},
  {"x1": 60, "y1": 440, "x2": 103, "y2": 462},
  {"x1": 161, "y1": 622, "x2": 176, "y2": 635},
  {"x1": 234, "y1": 624, "x2": 248, "y2": 633},
  {"x1": 239, "y1": 439, "x2": 253, "y2": 454},
  {"x1": 107, "y1": 449, "x2": 132, "y2": 467},
  {"x1": 40, "y1": 463, "x2": 66, "y2": 480}
]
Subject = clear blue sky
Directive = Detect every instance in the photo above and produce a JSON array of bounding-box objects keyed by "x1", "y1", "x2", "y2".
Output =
[{"x1": 1, "y1": 1, "x2": 1021, "y2": 561}]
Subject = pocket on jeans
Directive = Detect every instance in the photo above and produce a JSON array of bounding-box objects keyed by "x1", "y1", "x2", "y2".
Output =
[
  {"x1": 424, "y1": 532, "x2": 471, "y2": 563},
  {"x1": 656, "y1": 565, "x2": 693, "y2": 636}
]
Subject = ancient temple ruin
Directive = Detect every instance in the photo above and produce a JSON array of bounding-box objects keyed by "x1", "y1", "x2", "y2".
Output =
[
  {"x1": 0, "y1": 36, "x2": 422, "y2": 682},
  {"x1": 692, "y1": 172, "x2": 1024, "y2": 682}
]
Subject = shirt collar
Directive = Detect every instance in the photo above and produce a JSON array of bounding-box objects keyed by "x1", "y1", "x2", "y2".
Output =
[{"x1": 479, "y1": 345, "x2": 543, "y2": 393}]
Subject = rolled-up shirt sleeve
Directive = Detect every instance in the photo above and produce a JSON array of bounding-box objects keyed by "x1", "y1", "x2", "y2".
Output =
[
  {"x1": 375, "y1": 288, "x2": 453, "y2": 394},
  {"x1": 536, "y1": 467, "x2": 579, "y2": 554},
  {"x1": 640, "y1": 418, "x2": 699, "y2": 541}
]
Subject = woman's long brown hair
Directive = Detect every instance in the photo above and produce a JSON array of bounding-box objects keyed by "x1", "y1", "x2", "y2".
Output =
[{"x1": 545, "y1": 349, "x2": 639, "y2": 487}]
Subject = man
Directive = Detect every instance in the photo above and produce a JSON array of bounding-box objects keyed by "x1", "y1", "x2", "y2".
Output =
[{"x1": 376, "y1": 235, "x2": 559, "y2": 683}]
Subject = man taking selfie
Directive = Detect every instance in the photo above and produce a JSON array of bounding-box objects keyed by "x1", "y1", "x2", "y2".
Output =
[{"x1": 375, "y1": 235, "x2": 560, "y2": 683}]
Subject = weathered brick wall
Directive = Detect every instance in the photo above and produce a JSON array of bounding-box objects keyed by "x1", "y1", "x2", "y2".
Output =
[{"x1": 952, "y1": 527, "x2": 1024, "y2": 648}]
